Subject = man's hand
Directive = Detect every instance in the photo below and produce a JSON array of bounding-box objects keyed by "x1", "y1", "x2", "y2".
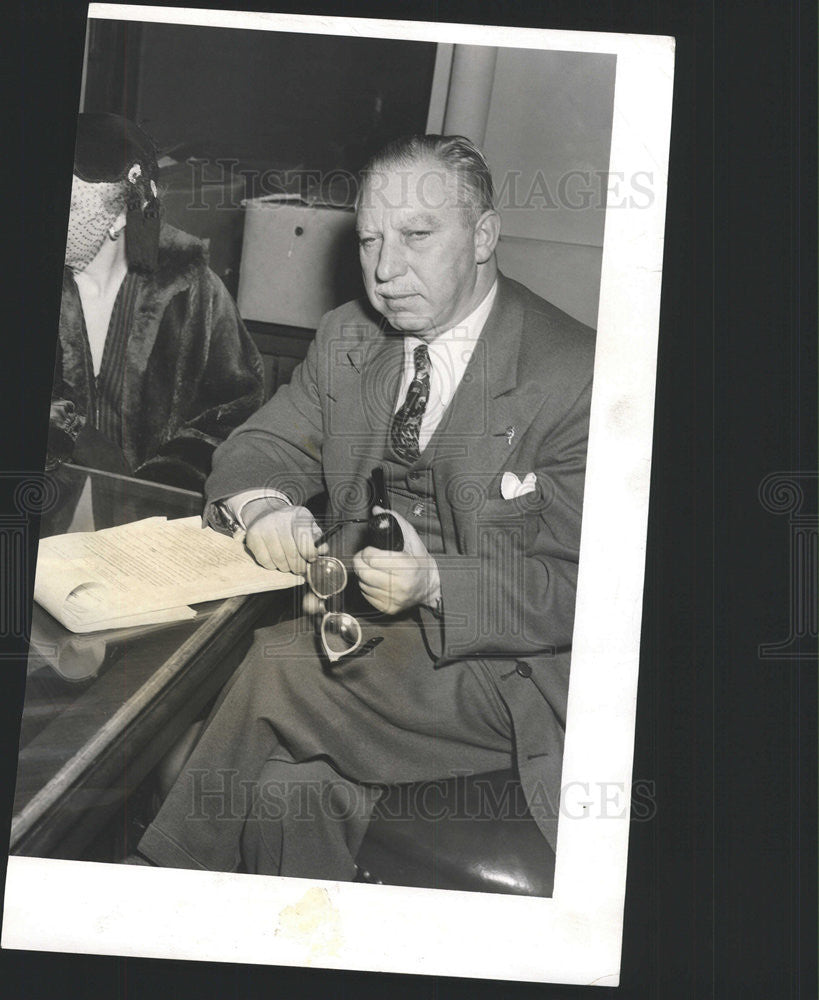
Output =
[
  {"x1": 353, "y1": 508, "x2": 441, "y2": 616},
  {"x1": 244, "y1": 501, "x2": 322, "y2": 576}
]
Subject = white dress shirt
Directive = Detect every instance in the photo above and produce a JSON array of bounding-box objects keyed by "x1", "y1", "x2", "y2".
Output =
[
  {"x1": 394, "y1": 280, "x2": 498, "y2": 452},
  {"x1": 227, "y1": 280, "x2": 498, "y2": 528}
]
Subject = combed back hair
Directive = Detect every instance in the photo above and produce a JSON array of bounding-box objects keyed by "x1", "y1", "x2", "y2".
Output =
[{"x1": 358, "y1": 134, "x2": 495, "y2": 224}]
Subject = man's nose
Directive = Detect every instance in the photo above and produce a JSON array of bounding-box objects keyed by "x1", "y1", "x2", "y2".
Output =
[{"x1": 374, "y1": 239, "x2": 407, "y2": 284}]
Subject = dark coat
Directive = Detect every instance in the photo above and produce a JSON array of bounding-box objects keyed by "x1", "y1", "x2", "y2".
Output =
[
  {"x1": 206, "y1": 273, "x2": 596, "y2": 852},
  {"x1": 50, "y1": 225, "x2": 264, "y2": 492}
]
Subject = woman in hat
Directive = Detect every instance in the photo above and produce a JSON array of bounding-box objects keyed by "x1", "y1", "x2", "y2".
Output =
[{"x1": 48, "y1": 112, "x2": 264, "y2": 492}]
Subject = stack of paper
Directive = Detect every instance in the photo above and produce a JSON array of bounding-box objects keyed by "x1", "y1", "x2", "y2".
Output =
[{"x1": 34, "y1": 516, "x2": 301, "y2": 633}]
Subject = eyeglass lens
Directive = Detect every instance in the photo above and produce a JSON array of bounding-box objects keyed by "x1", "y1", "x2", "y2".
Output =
[
  {"x1": 306, "y1": 555, "x2": 348, "y2": 600},
  {"x1": 321, "y1": 612, "x2": 363, "y2": 661}
]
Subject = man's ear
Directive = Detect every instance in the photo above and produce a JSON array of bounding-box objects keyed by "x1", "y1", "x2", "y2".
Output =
[{"x1": 473, "y1": 209, "x2": 501, "y2": 263}]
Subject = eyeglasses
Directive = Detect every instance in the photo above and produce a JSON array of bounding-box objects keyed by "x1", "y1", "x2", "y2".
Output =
[
  {"x1": 307, "y1": 511, "x2": 403, "y2": 662},
  {"x1": 306, "y1": 554, "x2": 381, "y2": 663},
  {"x1": 308, "y1": 510, "x2": 402, "y2": 662}
]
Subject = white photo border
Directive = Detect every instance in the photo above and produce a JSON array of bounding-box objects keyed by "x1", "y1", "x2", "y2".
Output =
[{"x1": 2, "y1": 4, "x2": 675, "y2": 987}]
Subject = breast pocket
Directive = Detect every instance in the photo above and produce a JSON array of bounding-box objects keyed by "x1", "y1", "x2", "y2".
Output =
[
  {"x1": 464, "y1": 494, "x2": 545, "y2": 556},
  {"x1": 476, "y1": 494, "x2": 543, "y2": 520}
]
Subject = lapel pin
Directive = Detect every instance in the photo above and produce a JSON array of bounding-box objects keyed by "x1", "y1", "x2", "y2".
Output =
[{"x1": 506, "y1": 426, "x2": 516, "y2": 446}]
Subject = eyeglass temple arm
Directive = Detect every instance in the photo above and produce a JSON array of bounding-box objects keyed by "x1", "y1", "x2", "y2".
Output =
[{"x1": 314, "y1": 518, "x2": 369, "y2": 547}]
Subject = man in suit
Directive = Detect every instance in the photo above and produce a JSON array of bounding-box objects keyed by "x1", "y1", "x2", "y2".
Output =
[{"x1": 136, "y1": 135, "x2": 595, "y2": 886}]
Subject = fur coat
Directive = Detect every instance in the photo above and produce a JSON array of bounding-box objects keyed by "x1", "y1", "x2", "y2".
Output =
[{"x1": 49, "y1": 225, "x2": 264, "y2": 492}]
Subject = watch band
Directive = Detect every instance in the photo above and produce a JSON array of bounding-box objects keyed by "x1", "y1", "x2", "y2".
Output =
[{"x1": 211, "y1": 499, "x2": 245, "y2": 539}]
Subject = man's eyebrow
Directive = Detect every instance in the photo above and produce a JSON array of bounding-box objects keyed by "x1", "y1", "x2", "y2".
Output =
[
  {"x1": 356, "y1": 213, "x2": 442, "y2": 236},
  {"x1": 401, "y1": 214, "x2": 442, "y2": 229}
]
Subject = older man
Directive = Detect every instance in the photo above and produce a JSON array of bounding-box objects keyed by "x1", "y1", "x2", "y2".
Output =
[{"x1": 137, "y1": 135, "x2": 595, "y2": 885}]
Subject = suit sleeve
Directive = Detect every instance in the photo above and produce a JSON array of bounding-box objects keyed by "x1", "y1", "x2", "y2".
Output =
[
  {"x1": 203, "y1": 311, "x2": 329, "y2": 513},
  {"x1": 135, "y1": 272, "x2": 265, "y2": 491},
  {"x1": 420, "y1": 369, "x2": 592, "y2": 665}
]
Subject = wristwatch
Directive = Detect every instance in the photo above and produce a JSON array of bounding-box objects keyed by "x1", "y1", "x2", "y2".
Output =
[{"x1": 210, "y1": 499, "x2": 244, "y2": 538}]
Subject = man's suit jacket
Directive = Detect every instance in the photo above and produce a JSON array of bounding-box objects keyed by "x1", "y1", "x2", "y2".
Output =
[{"x1": 206, "y1": 273, "x2": 596, "y2": 852}]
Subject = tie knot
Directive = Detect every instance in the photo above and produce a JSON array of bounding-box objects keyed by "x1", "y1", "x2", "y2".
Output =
[{"x1": 413, "y1": 344, "x2": 430, "y2": 377}]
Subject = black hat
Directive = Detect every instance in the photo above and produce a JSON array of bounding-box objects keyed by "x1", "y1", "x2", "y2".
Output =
[
  {"x1": 74, "y1": 112, "x2": 161, "y2": 272},
  {"x1": 74, "y1": 112, "x2": 159, "y2": 183}
]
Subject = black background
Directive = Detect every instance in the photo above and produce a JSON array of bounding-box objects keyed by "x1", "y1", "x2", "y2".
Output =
[{"x1": 2, "y1": 2, "x2": 816, "y2": 998}]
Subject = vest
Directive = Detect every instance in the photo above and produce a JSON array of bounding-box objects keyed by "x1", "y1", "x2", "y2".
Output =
[{"x1": 380, "y1": 438, "x2": 446, "y2": 556}]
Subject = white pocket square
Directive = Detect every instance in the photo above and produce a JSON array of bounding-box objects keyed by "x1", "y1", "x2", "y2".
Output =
[{"x1": 500, "y1": 471, "x2": 537, "y2": 500}]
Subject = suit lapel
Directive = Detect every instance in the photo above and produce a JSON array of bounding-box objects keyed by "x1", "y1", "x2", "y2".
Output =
[
  {"x1": 325, "y1": 315, "x2": 404, "y2": 515},
  {"x1": 427, "y1": 276, "x2": 540, "y2": 479},
  {"x1": 423, "y1": 276, "x2": 545, "y2": 552}
]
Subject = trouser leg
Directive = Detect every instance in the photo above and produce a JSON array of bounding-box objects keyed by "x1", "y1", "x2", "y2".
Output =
[
  {"x1": 136, "y1": 628, "x2": 307, "y2": 871},
  {"x1": 241, "y1": 756, "x2": 381, "y2": 880},
  {"x1": 139, "y1": 616, "x2": 512, "y2": 875}
]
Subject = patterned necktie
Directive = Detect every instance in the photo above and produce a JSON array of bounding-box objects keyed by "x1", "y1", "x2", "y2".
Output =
[{"x1": 390, "y1": 344, "x2": 431, "y2": 462}]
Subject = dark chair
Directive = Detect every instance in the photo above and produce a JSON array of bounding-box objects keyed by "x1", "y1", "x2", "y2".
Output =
[
  {"x1": 355, "y1": 768, "x2": 555, "y2": 896},
  {"x1": 149, "y1": 727, "x2": 555, "y2": 895}
]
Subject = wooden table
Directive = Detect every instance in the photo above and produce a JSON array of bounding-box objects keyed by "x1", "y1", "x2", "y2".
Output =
[{"x1": 9, "y1": 465, "x2": 298, "y2": 860}]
